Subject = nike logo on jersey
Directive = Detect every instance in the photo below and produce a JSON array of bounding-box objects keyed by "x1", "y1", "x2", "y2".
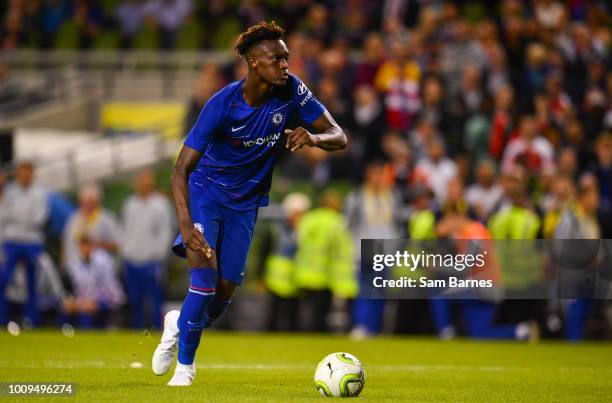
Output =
[{"x1": 231, "y1": 124, "x2": 247, "y2": 132}]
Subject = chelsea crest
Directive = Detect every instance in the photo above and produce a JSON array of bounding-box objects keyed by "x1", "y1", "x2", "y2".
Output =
[{"x1": 272, "y1": 112, "x2": 283, "y2": 125}]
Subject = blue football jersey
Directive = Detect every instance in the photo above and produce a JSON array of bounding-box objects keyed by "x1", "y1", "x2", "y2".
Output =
[{"x1": 184, "y1": 74, "x2": 326, "y2": 210}]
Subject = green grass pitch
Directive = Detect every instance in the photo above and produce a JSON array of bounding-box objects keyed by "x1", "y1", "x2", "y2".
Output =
[{"x1": 1, "y1": 331, "x2": 611, "y2": 402}]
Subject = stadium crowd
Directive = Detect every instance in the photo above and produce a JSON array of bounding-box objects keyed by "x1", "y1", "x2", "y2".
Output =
[{"x1": 0, "y1": 1, "x2": 611, "y2": 340}]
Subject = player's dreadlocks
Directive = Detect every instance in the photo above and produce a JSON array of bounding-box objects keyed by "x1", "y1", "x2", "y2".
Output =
[{"x1": 234, "y1": 21, "x2": 285, "y2": 56}]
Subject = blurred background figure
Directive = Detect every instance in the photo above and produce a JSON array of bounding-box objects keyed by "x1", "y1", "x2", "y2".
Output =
[
  {"x1": 0, "y1": 169, "x2": 6, "y2": 266},
  {"x1": 0, "y1": 161, "x2": 48, "y2": 326},
  {"x1": 258, "y1": 192, "x2": 311, "y2": 332},
  {"x1": 121, "y1": 169, "x2": 174, "y2": 329},
  {"x1": 432, "y1": 206, "x2": 533, "y2": 341},
  {"x1": 555, "y1": 174, "x2": 600, "y2": 341},
  {"x1": 116, "y1": 0, "x2": 146, "y2": 50},
  {"x1": 345, "y1": 160, "x2": 400, "y2": 339},
  {"x1": 414, "y1": 137, "x2": 458, "y2": 205},
  {"x1": 294, "y1": 190, "x2": 355, "y2": 332},
  {"x1": 63, "y1": 184, "x2": 119, "y2": 269},
  {"x1": 144, "y1": 0, "x2": 191, "y2": 50},
  {"x1": 375, "y1": 36, "x2": 421, "y2": 132},
  {"x1": 62, "y1": 235, "x2": 124, "y2": 328},
  {"x1": 465, "y1": 159, "x2": 503, "y2": 222},
  {"x1": 501, "y1": 114, "x2": 555, "y2": 176}
]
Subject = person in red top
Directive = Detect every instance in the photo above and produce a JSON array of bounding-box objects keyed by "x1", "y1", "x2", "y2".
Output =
[{"x1": 489, "y1": 84, "x2": 515, "y2": 161}]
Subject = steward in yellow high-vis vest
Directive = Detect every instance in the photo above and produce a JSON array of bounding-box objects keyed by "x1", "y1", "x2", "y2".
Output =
[
  {"x1": 294, "y1": 207, "x2": 356, "y2": 298},
  {"x1": 487, "y1": 166, "x2": 542, "y2": 291},
  {"x1": 262, "y1": 192, "x2": 311, "y2": 331}
]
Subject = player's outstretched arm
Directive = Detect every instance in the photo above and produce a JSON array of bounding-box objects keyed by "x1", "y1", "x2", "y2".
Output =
[
  {"x1": 285, "y1": 110, "x2": 347, "y2": 152},
  {"x1": 171, "y1": 146, "x2": 212, "y2": 258}
]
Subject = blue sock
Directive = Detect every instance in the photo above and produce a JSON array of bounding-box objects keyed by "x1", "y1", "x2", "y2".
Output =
[
  {"x1": 205, "y1": 297, "x2": 232, "y2": 328},
  {"x1": 178, "y1": 268, "x2": 217, "y2": 365}
]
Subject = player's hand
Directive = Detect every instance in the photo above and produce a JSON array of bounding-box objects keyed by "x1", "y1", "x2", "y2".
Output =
[
  {"x1": 183, "y1": 227, "x2": 212, "y2": 258},
  {"x1": 285, "y1": 127, "x2": 319, "y2": 152}
]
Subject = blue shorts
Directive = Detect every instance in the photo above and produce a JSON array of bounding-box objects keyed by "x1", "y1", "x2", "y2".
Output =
[{"x1": 172, "y1": 194, "x2": 258, "y2": 285}]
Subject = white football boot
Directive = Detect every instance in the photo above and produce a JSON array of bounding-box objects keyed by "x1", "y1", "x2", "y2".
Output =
[
  {"x1": 152, "y1": 310, "x2": 180, "y2": 375},
  {"x1": 167, "y1": 363, "x2": 196, "y2": 386}
]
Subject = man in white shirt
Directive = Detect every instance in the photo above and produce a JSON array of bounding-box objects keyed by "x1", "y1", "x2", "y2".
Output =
[
  {"x1": 414, "y1": 137, "x2": 458, "y2": 205},
  {"x1": 0, "y1": 162, "x2": 49, "y2": 326},
  {"x1": 121, "y1": 169, "x2": 174, "y2": 329},
  {"x1": 465, "y1": 159, "x2": 503, "y2": 221}
]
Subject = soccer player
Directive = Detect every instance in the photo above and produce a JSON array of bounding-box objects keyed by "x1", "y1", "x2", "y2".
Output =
[{"x1": 152, "y1": 21, "x2": 347, "y2": 386}]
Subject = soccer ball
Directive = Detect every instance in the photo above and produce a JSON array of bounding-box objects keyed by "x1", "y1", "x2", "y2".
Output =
[{"x1": 314, "y1": 352, "x2": 365, "y2": 397}]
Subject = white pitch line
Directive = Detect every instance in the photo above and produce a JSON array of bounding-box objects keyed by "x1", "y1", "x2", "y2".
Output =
[{"x1": 0, "y1": 361, "x2": 610, "y2": 373}]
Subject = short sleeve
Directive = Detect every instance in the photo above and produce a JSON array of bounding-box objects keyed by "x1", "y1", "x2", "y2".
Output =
[
  {"x1": 291, "y1": 77, "x2": 326, "y2": 125},
  {"x1": 184, "y1": 92, "x2": 225, "y2": 152}
]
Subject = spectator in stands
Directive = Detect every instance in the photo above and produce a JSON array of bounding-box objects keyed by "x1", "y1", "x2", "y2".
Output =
[
  {"x1": 419, "y1": 74, "x2": 449, "y2": 137},
  {"x1": 318, "y1": 76, "x2": 350, "y2": 129},
  {"x1": 354, "y1": 32, "x2": 385, "y2": 86},
  {"x1": 350, "y1": 84, "x2": 385, "y2": 169},
  {"x1": 62, "y1": 183, "x2": 119, "y2": 269},
  {"x1": 258, "y1": 193, "x2": 311, "y2": 332},
  {"x1": 544, "y1": 71, "x2": 572, "y2": 128},
  {"x1": 557, "y1": 147, "x2": 578, "y2": 180},
  {"x1": 432, "y1": 206, "x2": 534, "y2": 341},
  {"x1": 381, "y1": 133, "x2": 414, "y2": 203},
  {"x1": 501, "y1": 114, "x2": 555, "y2": 176},
  {"x1": 592, "y1": 133, "x2": 612, "y2": 238},
  {"x1": 293, "y1": 190, "x2": 355, "y2": 332},
  {"x1": 448, "y1": 64, "x2": 489, "y2": 156},
  {"x1": 345, "y1": 160, "x2": 400, "y2": 339},
  {"x1": 440, "y1": 176, "x2": 470, "y2": 217},
  {"x1": 489, "y1": 166, "x2": 541, "y2": 239},
  {"x1": 1, "y1": 0, "x2": 25, "y2": 49},
  {"x1": 541, "y1": 175, "x2": 574, "y2": 239},
  {"x1": 0, "y1": 167, "x2": 6, "y2": 200},
  {"x1": 534, "y1": 0, "x2": 566, "y2": 31},
  {"x1": 5, "y1": 250, "x2": 65, "y2": 327},
  {"x1": 0, "y1": 168, "x2": 7, "y2": 269},
  {"x1": 121, "y1": 169, "x2": 173, "y2": 329},
  {"x1": 484, "y1": 44, "x2": 510, "y2": 95},
  {"x1": 409, "y1": 117, "x2": 438, "y2": 162},
  {"x1": 39, "y1": 0, "x2": 70, "y2": 49},
  {"x1": 375, "y1": 36, "x2": 421, "y2": 132},
  {"x1": 0, "y1": 161, "x2": 49, "y2": 326},
  {"x1": 74, "y1": 0, "x2": 103, "y2": 50},
  {"x1": 555, "y1": 174, "x2": 600, "y2": 341},
  {"x1": 414, "y1": 137, "x2": 458, "y2": 205},
  {"x1": 317, "y1": 47, "x2": 352, "y2": 99},
  {"x1": 116, "y1": 0, "x2": 146, "y2": 50},
  {"x1": 144, "y1": 0, "x2": 191, "y2": 50},
  {"x1": 183, "y1": 64, "x2": 223, "y2": 135},
  {"x1": 521, "y1": 42, "x2": 549, "y2": 100},
  {"x1": 488, "y1": 165, "x2": 544, "y2": 333},
  {"x1": 439, "y1": 20, "x2": 486, "y2": 96},
  {"x1": 303, "y1": 3, "x2": 332, "y2": 46},
  {"x1": 62, "y1": 235, "x2": 124, "y2": 328},
  {"x1": 283, "y1": 32, "x2": 307, "y2": 79},
  {"x1": 563, "y1": 118, "x2": 590, "y2": 172}
]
